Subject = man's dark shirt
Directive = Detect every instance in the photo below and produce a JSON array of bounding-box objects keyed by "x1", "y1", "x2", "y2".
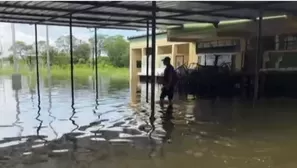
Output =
[{"x1": 163, "y1": 64, "x2": 177, "y2": 87}]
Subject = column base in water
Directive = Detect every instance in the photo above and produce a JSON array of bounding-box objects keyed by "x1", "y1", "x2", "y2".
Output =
[{"x1": 11, "y1": 73, "x2": 22, "y2": 90}]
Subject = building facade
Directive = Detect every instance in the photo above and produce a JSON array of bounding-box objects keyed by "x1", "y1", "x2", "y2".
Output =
[
  {"x1": 129, "y1": 33, "x2": 197, "y2": 79},
  {"x1": 129, "y1": 15, "x2": 297, "y2": 101},
  {"x1": 129, "y1": 33, "x2": 244, "y2": 81},
  {"x1": 129, "y1": 15, "x2": 297, "y2": 81}
]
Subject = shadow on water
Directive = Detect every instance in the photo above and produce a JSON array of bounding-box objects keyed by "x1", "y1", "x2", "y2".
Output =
[{"x1": 2, "y1": 75, "x2": 297, "y2": 167}]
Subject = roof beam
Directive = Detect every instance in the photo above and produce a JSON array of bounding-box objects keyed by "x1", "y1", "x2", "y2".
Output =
[
  {"x1": 198, "y1": 1, "x2": 294, "y2": 14},
  {"x1": 38, "y1": 1, "x2": 119, "y2": 24},
  {"x1": 115, "y1": 19, "x2": 183, "y2": 28},
  {"x1": 0, "y1": 12, "x2": 179, "y2": 27},
  {"x1": 115, "y1": 6, "x2": 235, "y2": 27},
  {"x1": 0, "y1": 19, "x2": 141, "y2": 31},
  {"x1": 0, "y1": 16, "x2": 148, "y2": 29},
  {"x1": 163, "y1": 6, "x2": 239, "y2": 19},
  {"x1": 0, "y1": 3, "x2": 217, "y2": 24},
  {"x1": 65, "y1": 1, "x2": 254, "y2": 20}
]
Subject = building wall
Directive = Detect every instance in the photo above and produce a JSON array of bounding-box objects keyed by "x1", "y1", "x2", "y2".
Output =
[
  {"x1": 129, "y1": 34, "x2": 196, "y2": 80},
  {"x1": 129, "y1": 34, "x2": 247, "y2": 82},
  {"x1": 129, "y1": 34, "x2": 246, "y2": 102}
]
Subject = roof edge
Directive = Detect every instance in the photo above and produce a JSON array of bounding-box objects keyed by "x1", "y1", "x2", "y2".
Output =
[{"x1": 128, "y1": 31, "x2": 167, "y2": 40}]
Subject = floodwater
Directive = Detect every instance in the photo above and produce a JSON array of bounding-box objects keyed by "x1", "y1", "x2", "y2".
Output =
[{"x1": 1, "y1": 74, "x2": 297, "y2": 168}]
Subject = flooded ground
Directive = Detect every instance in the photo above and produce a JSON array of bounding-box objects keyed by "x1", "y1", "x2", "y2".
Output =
[{"x1": 1, "y1": 74, "x2": 297, "y2": 168}]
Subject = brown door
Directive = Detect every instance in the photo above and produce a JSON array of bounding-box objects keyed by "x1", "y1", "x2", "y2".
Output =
[{"x1": 175, "y1": 55, "x2": 184, "y2": 67}]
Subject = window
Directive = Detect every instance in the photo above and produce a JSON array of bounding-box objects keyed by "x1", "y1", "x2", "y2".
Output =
[
  {"x1": 198, "y1": 55, "x2": 202, "y2": 64},
  {"x1": 136, "y1": 60, "x2": 141, "y2": 68},
  {"x1": 204, "y1": 54, "x2": 232, "y2": 66},
  {"x1": 275, "y1": 34, "x2": 297, "y2": 50},
  {"x1": 141, "y1": 56, "x2": 146, "y2": 73},
  {"x1": 197, "y1": 39, "x2": 239, "y2": 49},
  {"x1": 285, "y1": 36, "x2": 297, "y2": 50},
  {"x1": 265, "y1": 52, "x2": 297, "y2": 69}
]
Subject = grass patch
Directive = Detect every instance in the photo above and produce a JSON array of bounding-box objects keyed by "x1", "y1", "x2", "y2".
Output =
[{"x1": 0, "y1": 64, "x2": 129, "y2": 80}]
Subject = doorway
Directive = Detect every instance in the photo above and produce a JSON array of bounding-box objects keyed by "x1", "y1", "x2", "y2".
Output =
[{"x1": 175, "y1": 55, "x2": 184, "y2": 67}]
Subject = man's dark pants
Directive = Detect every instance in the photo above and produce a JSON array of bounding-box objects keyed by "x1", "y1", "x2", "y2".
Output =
[{"x1": 160, "y1": 85, "x2": 175, "y2": 101}]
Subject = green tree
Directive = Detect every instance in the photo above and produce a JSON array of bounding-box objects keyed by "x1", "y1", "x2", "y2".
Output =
[
  {"x1": 103, "y1": 35, "x2": 129, "y2": 67},
  {"x1": 73, "y1": 42, "x2": 91, "y2": 64},
  {"x1": 6, "y1": 54, "x2": 14, "y2": 64},
  {"x1": 55, "y1": 35, "x2": 80, "y2": 53},
  {"x1": 9, "y1": 41, "x2": 35, "y2": 67},
  {"x1": 36, "y1": 41, "x2": 47, "y2": 55},
  {"x1": 89, "y1": 34, "x2": 107, "y2": 57},
  {"x1": 9, "y1": 41, "x2": 32, "y2": 59},
  {"x1": 52, "y1": 54, "x2": 69, "y2": 67},
  {"x1": 40, "y1": 45, "x2": 59, "y2": 66}
]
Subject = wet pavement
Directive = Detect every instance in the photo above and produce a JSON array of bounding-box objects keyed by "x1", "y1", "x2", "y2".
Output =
[{"x1": 1, "y1": 75, "x2": 297, "y2": 168}]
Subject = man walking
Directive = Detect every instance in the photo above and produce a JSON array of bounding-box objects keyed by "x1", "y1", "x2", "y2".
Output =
[{"x1": 160, "y1": 57, "x2": 177, "y2": 106}]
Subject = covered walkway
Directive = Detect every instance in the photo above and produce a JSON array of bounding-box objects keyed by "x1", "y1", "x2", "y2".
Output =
[{"x1": 1, "y1": 1, "x2": 296, "y2": 114}]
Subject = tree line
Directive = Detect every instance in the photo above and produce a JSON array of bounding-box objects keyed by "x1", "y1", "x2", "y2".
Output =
[{"x1": 5, "y1": 34, "x2": 129, "y2": 68}]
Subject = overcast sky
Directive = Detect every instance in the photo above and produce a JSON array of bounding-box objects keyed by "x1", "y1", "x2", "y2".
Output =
[{"x1": 0, "y1": 22, "x2": 144, "y2": 57}]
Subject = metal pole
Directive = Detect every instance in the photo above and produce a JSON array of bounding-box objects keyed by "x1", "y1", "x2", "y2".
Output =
[
  {"x1": 46, "y1": 25, "x2": 50, "y2": 74},
  {"x1": 90, "y1": 45, "x2": 92, "y2": 68},
  {"x1": 69, "y1": 15, "x2": 74, "y2": 103},
  {"x1": 253, "y1": 10, "x2": 263, "y2": 102},
  {"x1": 0, "y1": 36, "x2": 3, "y2": 69},
  {"x1": 146, "y1": 19, "x2": 149, "y2": 103},
  {"x1": 92, "y1": 29, "x2": 95, "y2": 71},
  {"x1": 69, "y1": 15, "x2": 78, "y2": 134},
  {"x1": 35, "y1": 24, "x2": 43, "y2": 139},
  {"x1": 92, "y1": 47, "x2": 95, "y2": 71},
  {"x1": 150, "y1": 1, "x2": 156, "y2": 116},
  {"x1": 94, "y1": 27, "x2": 99, "y2": 101},
  {"x1": 11, "y1": 23, "x2": 18, "y2": 73},
  {"x1": 35, "y1": 24, "x2": 42, "y2": 138},
  {"x1": 35, "y1": 24, "x2": 40, "y2": 101},
  {"x1": 88, "y1": 29, "x2": 93, "y2": 69}
]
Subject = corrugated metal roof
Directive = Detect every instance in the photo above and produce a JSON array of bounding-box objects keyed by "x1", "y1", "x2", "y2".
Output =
[{"x1": 0, "y1": 1, "x2": 295, "y2": 30}]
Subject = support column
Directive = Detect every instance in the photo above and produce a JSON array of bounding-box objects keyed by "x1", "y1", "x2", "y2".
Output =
[
  {"x1": 92, "y1": 46, "x2": 95, "y2": 71},
  {"x1": 46, "y1": 25, "x2": 50, "y2": 75},
  {"x1": 34, "y1": 26, "x2": 42, "y2": 138},
  {"x1": 253, "y1": 11, "x2": 263, "y2": 103},
  {"x1": 146, "y1": 19, "x2": 150, "y2": 103},
  {"x1": 35, "y1": 24, "x2": 40, "y2": 100},
  {"x1": 94, "y1": 27, "x2": 99, "y2": 101},
  {"x1": 11, "y1": 23, "x2": 22, "y2": 90},
  {"x1": 189, "y1": 42, "x2": 197, "y2": 64},
  {"x1": 11, "y1": 23, "x2": 18, "y2": 73},
  {"x1": 69, "y1": 15, "x2": 77, "y2": 130},
  {"x1": 69, "y1": 15, "x2": 74, "y2": 103},
  {"x1": 0, "y1": 37, "x2": 3, "y2": 69},
  {"x1": 150, "y1": 1, "x2": 156, "y2": 116}
]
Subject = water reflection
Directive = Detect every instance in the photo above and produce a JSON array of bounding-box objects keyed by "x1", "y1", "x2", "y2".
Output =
[
  {"x1": 47, "y1": 74, "x2": 58, "y2": 139},
  {"x1": 35, "y1": 76, "x2": 44, "y2": 141},
  {"x1": 13, "y1": 90, "x2": 24, "y2": 138},
  {"x1": 1, "y1": 75, "x2": 297, "y2": 167},
  {"x1": 161, "y1": 105, "x2": 174, "y2": 143}
]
